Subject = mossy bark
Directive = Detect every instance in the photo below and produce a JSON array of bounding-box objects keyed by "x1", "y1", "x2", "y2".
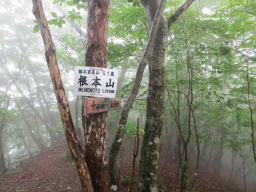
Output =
[
  {"x1": 109, "y1": 1, "x2": 167, "y2": 188},
  {"x1": 138, "y1": 17, "x2": 167, "y2": 192},
  {"x1": 139, "y1": 1, "x2": 195, "y2": 191}
]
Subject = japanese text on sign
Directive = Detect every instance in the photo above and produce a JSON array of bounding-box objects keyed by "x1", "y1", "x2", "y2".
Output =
[
  {"x1": 74, "y1": 66, "x2": 118, "y2": 98},
  {"x1": 86, "y1": 98, "x2": 121, "y2": 114}
]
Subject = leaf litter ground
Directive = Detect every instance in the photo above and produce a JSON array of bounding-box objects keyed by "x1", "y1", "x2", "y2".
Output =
[{"x1": 0, "y1": 140, "x2": 254, "y2": 192}]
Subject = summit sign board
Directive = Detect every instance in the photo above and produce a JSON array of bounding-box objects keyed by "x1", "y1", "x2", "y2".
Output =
[{"x1": 74, "y1": 66, "x2": 118, "y2": 98}]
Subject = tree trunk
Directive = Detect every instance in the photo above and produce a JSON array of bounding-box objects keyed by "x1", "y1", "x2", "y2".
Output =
[
  {"x1": 180, "y1": 145, "x2": 189, "y2": 192},
  {"x1": 242, "y1": 157, "x2": 247, "y2": 192},
  {"x1": 75, "y1": 97, "x2": 84, "y2": 146},
  {"x1": 22, "y1": 113, "x2": 46, "y2": 150},
  {"x1": 34, "y1": 115, "x2": 46, "y2": 148},
  {"x1": 2, "y1": 67, "x2": 58, "y2": 145},
  {"x1": 138, "y1": 1, "x2": 167, "y2": 191},
  {"x1": 25, "y1": 55, "x2": 59, "y2": 129},
  {"x1": 138, "y1": 1, "x2": 195, "y2": 191},
  {"x1": 109, "y1": 0, "x2": 167, "y2": 187},
  {"x1": 0, "y1": 97, "x2": 10, "y2": 174},
  {"x1": 230, "y1": 150, "x2": 234, "y2": 181},
  {"x1": 246, "y1": 67, "x2": 256, "y2": 163},
  {"x1": 23, "y1": 139, "x2": 32, "y2": 158},
  {"x1": 117, "y1": 65, "x2": 128, "y2": 89},
  {"x1": 0, "y1": 128, "x2": 7, "y2": 173},
  {"x1": 213, "y1": 145, "x2": 223, "y2": 177},
  {"x1": 32, "y1": 1, "x2": 93, "y2": 191},
  {"x1": 82, "y1": 0, "x2": 110, "y2": 191}
]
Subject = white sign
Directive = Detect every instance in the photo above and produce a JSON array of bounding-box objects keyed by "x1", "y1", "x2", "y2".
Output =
[{"x1": 74, "y1": 66, "x2": 118, "y2": 98}]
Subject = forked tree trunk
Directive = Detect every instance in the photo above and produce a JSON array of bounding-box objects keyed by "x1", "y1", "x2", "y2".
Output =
[
  {"x1": 138, "y1": 1, "x2": 167, "y2": 191},
  {"x1": 32, "y1": 1, "x2": 93, "y2": 191},
  {"x1": 139, "y1": 1, "x2": 195, "y2": 191},
  {"x1": 109, "y1": 0, "x2": 167, "y2": 188},
  {"x1": 81, "y1": 0, "x2": 110, "y2": 191}
]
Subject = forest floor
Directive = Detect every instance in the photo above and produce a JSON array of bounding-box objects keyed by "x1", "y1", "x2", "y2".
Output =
[{"x1": 0, "y1": 140, "x2": 254, "y2": 192}]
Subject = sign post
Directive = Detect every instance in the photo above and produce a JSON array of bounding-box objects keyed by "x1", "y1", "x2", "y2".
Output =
[
  {"x1": 74, "y1": 66, "x2": 118, "y2": 98},
  {"x1": 74, "y1": 66, "x2": 121, "y2": 114}
]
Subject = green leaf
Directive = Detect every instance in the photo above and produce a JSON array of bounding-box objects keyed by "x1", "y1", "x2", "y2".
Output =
[
  {"x1": 33, "y1": 25, "x2": 40, "y2": 33},
  {"x1": 51, "y1": 12, "x2": 58, "y2": 18}
]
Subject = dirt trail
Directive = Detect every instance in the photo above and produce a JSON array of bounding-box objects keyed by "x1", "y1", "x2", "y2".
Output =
[
  {"x1": 0, "y1": 141, "x2": 254, "y2": 192},
  {"x1": 0, "y1": 142, "x2": 81, "y2": 192}
]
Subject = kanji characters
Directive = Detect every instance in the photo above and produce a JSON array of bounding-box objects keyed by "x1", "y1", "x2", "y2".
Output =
[
  {"x1": 92, "y1": 76, "x2": 102, "y2": 87},
  {"x1": 78, "y1": 75, "x2": 88, "y2": 86},
  {"x1": 106, "y1": 78, "x2": 114, "y2": 88}
]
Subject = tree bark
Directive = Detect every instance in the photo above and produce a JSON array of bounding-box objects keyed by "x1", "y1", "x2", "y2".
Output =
[
  {"x1": 246, "y1": 67, "x2": 256, "y2": 163},
  {"x1": 167, "y1": 0, "x2": 195, "y2": 28},
  {"x1": 109, "y1": 0, "x2": 166, "y2": 187},
  {"x1": 25, "y1": 55, "x2": 59, "y2": 129},
  {"x1": 138, "y1": 1, "x2": 195, "y2": 191},
  {"x1": 130, "y1": 118, "x2": 140, "y2": 192},
  {"x1": 33, "y1": 115, "x2": 46, "y2": 148},
  {"x1": 0, "y1": 125, "x2": 7, "y2": 173},
  {"x1": 117, "y1": 65, "x2": 128, "y2": 89},
  {"x1": 138, "y1": 21, "x2": 166, "y2": 192},
  {"x1": 2, "y1": 66, "x2": 58, "y2": 145},
  {"x1": 0, "y1": 96, "x2": 10, "y2": 173},
  {"x1": 138, "y1": 0, "x2": 167, "y2": 191},
  {"x1": 22, "y1": 113, "x2": 46, "y2": 150},
  {"x1": 32, "y1": 0, "x2": 93, "y2": 191},
  {"x1": 82, "y1": 0, "x2": 110, "y2": 191},
  {"x1": 75, "y1": 96, "x2": 84, "y2": 146}
]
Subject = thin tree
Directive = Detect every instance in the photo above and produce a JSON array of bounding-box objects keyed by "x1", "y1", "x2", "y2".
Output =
[
  {"x1": 246, "y1": 66, "x2": 256, "y2": 163},
  {"x1": 0, "y1": 96, "x2": 10, "y2": 173},
  {"x1": 32, "y1": 0, "x2": 93, "y2": 191},
  {"x1": 109, "y1": 2, "x2": 196, "y2": 191}
]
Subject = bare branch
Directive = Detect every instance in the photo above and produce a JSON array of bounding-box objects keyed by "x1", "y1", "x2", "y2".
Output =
[{"x1": 57, "y1": 6, "x2": 87, "y2": 39}]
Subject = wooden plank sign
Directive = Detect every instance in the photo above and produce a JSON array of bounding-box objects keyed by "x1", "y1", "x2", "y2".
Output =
[{"x1": 86, "y1": 98, "x2": 121, "y2": 114}]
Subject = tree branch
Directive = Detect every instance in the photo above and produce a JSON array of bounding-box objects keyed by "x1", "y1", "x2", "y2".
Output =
[
  {"x1": 109, "y1": 0, "x2": 167, "y2": 186},
  {"x1": 32, "y1": 0, "x2": 93, "y2": 191},
  {"x1": 231, "y1": 46, "x2": 256, "y2": 61},
  {"x1": 167, "y1": 0, "x2": 195, "y2": 29},
  {"x1": 119, "y1": 0, "x2": 166, "y2": 127},
  {"x1": 57, "y1": 6, "x2": 87, "y2": 39}
]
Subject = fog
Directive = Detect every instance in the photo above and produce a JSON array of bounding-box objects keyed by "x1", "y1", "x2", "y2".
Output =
[{"x1": 0, "y1": 0, "x2": 256, "y2": 192}]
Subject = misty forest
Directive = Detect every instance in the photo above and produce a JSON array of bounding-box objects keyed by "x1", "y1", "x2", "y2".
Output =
[{"x1": 0, "y1": 0, "x2": 256, "y2": 192}]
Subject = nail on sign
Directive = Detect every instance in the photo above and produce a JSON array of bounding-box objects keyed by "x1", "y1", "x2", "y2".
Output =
[
  {"x1": 74, "y1": 66, "x2": 118, "y2": 98},
  {"x1": 86, "y1": 98, "x2": 121, "y2": 114}
]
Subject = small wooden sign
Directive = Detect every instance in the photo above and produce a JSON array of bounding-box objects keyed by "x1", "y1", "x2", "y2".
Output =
[
  {"x1": 86, "y1": 98, "x2": 121, "y2": 114},
  {"x1": 74, "y1": 66, "x2": 118, "y2": 98}
]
